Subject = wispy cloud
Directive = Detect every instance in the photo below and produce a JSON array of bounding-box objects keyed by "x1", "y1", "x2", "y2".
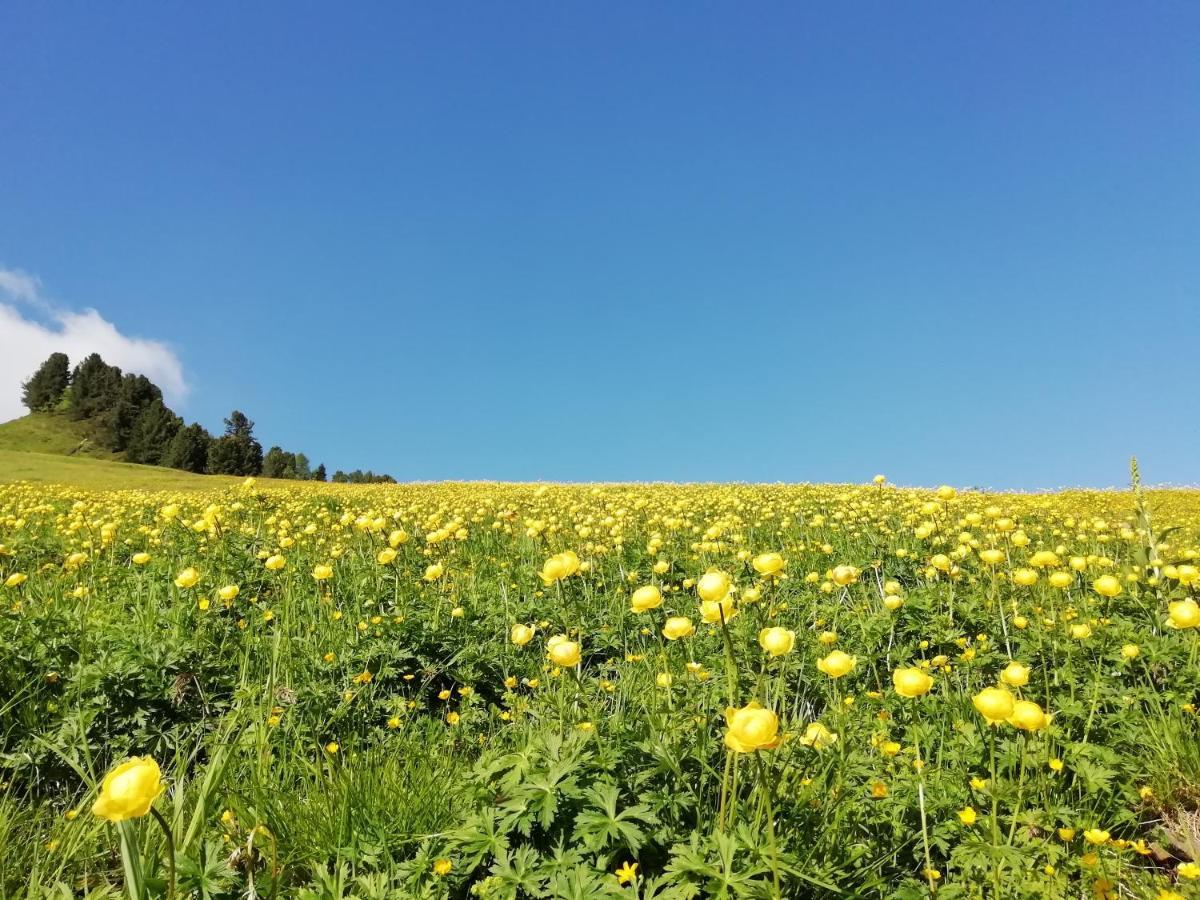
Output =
[{"x1": 0, "y1": 266, "x2": 188, "y2": 422}]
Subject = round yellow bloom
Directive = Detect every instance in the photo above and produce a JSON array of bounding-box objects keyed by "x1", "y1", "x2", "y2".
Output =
[
  {"x1": 1048, "y1": 571, "x2": 1073, "y2": 589},
  {"x1": 388, "y1": 529, "x2": 409, "y2": 547},
  {"x1": 798, "y1": 721, "x2": 838, "y2": 750},
  {"x1": 174, "y1": 567, "x2": 200, "y2": 589},
  {"x1": 91, "y1": 757, "x2": 163, "y2": 822},
  {"x1": 1013, "y1": 568, "x2": 1038, "y2": 587},
  {"x1": 831, "y1": 565, "x2": 860, "y2": 586},
  {"x1": 4, "y1": 572, "x2": 27, "y2": 588},
  {"x1": 758, "y1": 627, "x2": 796, "y2": 657},
  {"x1": 751, "y1": 553, "x2": 785, "y2": 577},
  {"x1": 630, "y1": 585, "x2": 663, "y2": 613},
  {"x1": 1120, "y1": 644, "x2": 1140, "y2": 660},
  {"x1": 697, "y1": 571, "x2": 731, "y2": 602},
  {"x1": 1083, "y1": 829, "x2": 1110, "y2": 845},
  {"x1": 218, "y1": 584, "x2": 240, "y2": 602},
  {"x1": 1070, "y1": 623, "x2": 1092, "y2": 639},
  {"x1": 510, "y1": 623, "x2": 535, "y2": 646},
  {"x1": 423, "y1": 562, "x2": 444, "y2": 582},
  {"x1": 699, "y1": 596, "x2": 737, "y2": 625},
  {"x1": 1008, "y1": 699, "x2": 1049, "y2": 731},
  {"x1": 816, "y1": 649, "x2": 856, "y2": 678},
  {"x1": 1092, "y1": 575, "x2": 1122, "y2": 598},
  {"x1": 936, "y1": 485, "x2": 957, "y2": 500},
  {"x1": 131, "y1": 552, "x2": 151, "y2": 566},
  {"x1": 892, "y1": 667, "x2": 933, "y2": 698},
  {"x1": 264, "y1": 555, "x2": 286, "y2": 572},
  {"x1": 724, "y1": 702, "x2": 780, "y2": 752},
  {"x1": 547, "y1": 638, "x2": 581, "y2": 668},
  {"x1": 312, "y1": 564, "x2": 334, "y2": 581},
  {"x1": 979, "y1": 549, "x2": 1006, "y2": 566},
  {"x1": 539, "y1": 551, "x2": 580, "y2": 585},
  {"x1": 433, "y1": 858, "x2": 453, "y2": 876},
  {"x1": 973, "y1": 687, "x2": 1016, "y2": 725},
  {"x1": 958, "y1": 807, "x2": 978, "y2": 825},
  {"x1": 1167, "y1": 598, "x2": 1200, "y2": 629},
  {"x1": 662, "y1": 616, "x2": 695, "y2": 640},
  {"x1": 1000, "y1": 661, "x2": 1030, "y2": 687}
]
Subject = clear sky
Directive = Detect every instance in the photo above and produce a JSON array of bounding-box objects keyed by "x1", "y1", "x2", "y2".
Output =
[{"x1": 1, "y1": 3, "x2": 1197, "y2": 488}]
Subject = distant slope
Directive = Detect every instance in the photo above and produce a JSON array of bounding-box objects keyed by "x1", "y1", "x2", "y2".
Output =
[
  {"x1": 0, "y1": 448, "x2": 243, "y2": 490},
  {"x1": 0, "y1": 412, "x2": 120, "y2": 459}
]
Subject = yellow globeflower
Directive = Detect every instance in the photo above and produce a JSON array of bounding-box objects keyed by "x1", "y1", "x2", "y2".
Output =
[
  {"x1": 798, "y1": 721, "x2": 838, "y2": 750},
  {"x1": 1167, "y1": 598, "x2": 1200, "y2": 629},
  {"x1": 547, "y1": 638, "x2": 581, "y2": 668},
  {"x1": 751, "y1": 553, "x2": 785, "y2": 577},
  {"x1": 1048, "y1": 571, "x2": 1073, "y2": 589},
  {"x1": 264, "y1": 555, "x2": 286, "y2": 572},
  {"x1": 831, "y1": 565, "x2": 860, "y2": 587},
  {"x1": 699, "y1": 596, "x2": 737, "y2": 625},
  {"x1": 816, "y1": 650, "x2": 856, "y2": 678},
  {"x1": 1012, "y1": 569, "x2": 1038, "y2": 587},
  {"x1": 973, "y1": 687, "x2": 1015, "y2": 725},
  {"x1": 662, "y1": 616, "x2": 695, "y2": 640},
  {"x1": 91, "y1": 757, "x2": 163, "y2": 822},
  {"x1": 979, "y1": 549, "x2": 1006, "y2": 566},
  {"x1": 174, "y1": 567, "x2": 200, "y2": 589},
  {"x1": 1092, "y1": 575, "x2": 1122, "y2": 598},
  {"x1": 1000, "y1": 661, "x2": 1030, "y2": 687},
  {"x1": 1120, "y1": 644, "x2": 1140, "y2": 659},
  {"x1": 218, "y1": 584, "x2": 240, "y2": 602},
  {"x1": 423, "y1": 562, "x2": 444, "y2": 582},
  {"x1": 312, "y1": 564, "x2": 334, "y2": 581},
  {"x1": 697, "y1": 571, "x2": 731, "y2": 602},
  {"x1": 1008, "y1": 700, "x2": 1049, "y2": 732},
  {"x1": 892, "y1": 667, "x2": 933, "y2": 698},
  {"x1": 131, "y1": 552, "x2": 151, "y2": 566},
  {"x1": 433, "y1": 858, "x2": 453, "y2": 876},
  {"x1": 630, "y1": 585, "x2": 663, "y2": 613},
  {"x1": 724, "y1": 702, "x2": 780, "y2": 753},
  {"x1": 510, "y1": 623, "x2": 535, "y2": 646},
  {"x1": 4, "y1": 572, "x2": 27, "y2": 588},
  {"x1": 758, "y1": 627, "x2": 796, "y2": 657},
  {"x1": 1070, "y1": 623, "x2": 1092, "y2": 640},
  {"x1": 539, "y1": 551, "x2": 580, "y2": 585},
  {"x1": 376, "y1": 547, "x2": 397, "y2": 565}
]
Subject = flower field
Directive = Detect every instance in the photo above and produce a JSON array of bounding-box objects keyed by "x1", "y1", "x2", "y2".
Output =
[{"x1": 2, "y1": 475, "x2": 1200, "y2": 898}]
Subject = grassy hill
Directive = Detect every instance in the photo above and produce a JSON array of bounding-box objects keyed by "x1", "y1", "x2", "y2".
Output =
[{"x1": 0, "y1": 413, "x2": 231, "y2": 490}]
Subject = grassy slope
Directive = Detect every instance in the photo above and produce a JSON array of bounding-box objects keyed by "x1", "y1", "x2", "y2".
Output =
[{"x1": 0, "y1": 413, "x2": 240, "y2": 490}]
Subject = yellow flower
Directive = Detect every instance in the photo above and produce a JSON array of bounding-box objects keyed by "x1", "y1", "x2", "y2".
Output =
[
  {"x1": 1007, "y1": 699, "x2": 1049, "y2": 731},
  {"x1": 1058, "y1": 828, "x2": 1076, "y2": 841},
  {"x1": 615, "y1": 861, "x2": 639, "y2": 885},
  {"x1": 3, "y1": 572, "x2": 26, "y2": 588},
  {"x1": 547, "y1": 637, "x2": 581, "y2": 668},
  {"x1": 539, "y1": 551, "x2": 580, "y2": 585},
  {"x1": 724, "y1": 702, "x2": 781, "y2": 753},
  {"x1": 1092, "y1": 575, "x2": 1122, "y2": 598},
  {"x1": 1070, "y1": 623, "x2": 1092, "y2": 640},
  {"x1": 831, "y1": 564, "x2": 860, "y2": 586},
  {"x1": 218, "y1": 584, "x2": 240, "y2": 601},
  {"x1": 510, "y1": 623, "x2": 535, "y2": 646},
  {"x1": 388, "y1": 529, "x2": 409, "y2": 547},
  {"x1": 662, "y1": 616, "x2": 695, "y2": 640},
  {"x1": 174, "y1": 567, "x2": 200, "y2": 588},
  {"x1": 1121, "y1": 644, "x2": 1140, "y2": 659},
  {"x1": 798, "y1": 721, "x2": 838, "y2": 750},
  {"x1": 1083, "y1": 829, "x2": 1110, "y2": 845},
  {"x1": 131, "y1": 552, "x2": 151, "y2": 566},
  {"x1": 972, "y1": 687, "x2": 1015, "y2": 725},
  {"x1": 1167, "y1": 598, "x2": 1200, "y2": 629},
  {"x1": 759, "y1": 627, "x2": 797, "y2": 657},
  {"x1": 1178, "y1": 862, "x2": 1200, "y2": 879},
  {"x1": 699, "y1": 596, "x2": 737, "y2": 625},
  {"x1": 1049, "y1": 757, "x2": 1064, "y2": 772},
  {"x1": 979, "y1": 549, "x2": 1006, "y2": 566},
  {"x1": 751, "y1": 552, "x2": 785, "y2": 576},
  {"x1": 91, "y1": 757, "x2": 163, "y2": 822},
  {"x1": 376, "y1": 547, "x2": 397, "y2": 565},
  {"x1": 264, "y1": 555, "x2": 286, "y2": 571},
  {"x1": 892, "y1": 667, "x2": 933, "y2": 698},
  {"x1": 958, "y1": 807, "x2": 978, "y2": 825},
  {"x1": 870, "y1": 781, "x2": 889, "y2": 798},
  {"x1": 446, "y1": 712, "x2": 460, "y2": 725},
  {"x1": 1013, "y1": 568, "x2": 1038, "y2": 586},
  {"x1": 630, "y1": 585, "x2": 662, "y2": 613},
  {"x1": 325, "y1": 742, "x2": 339, "y2": 754},
  {"x1": 312, "y1": 564, "x2": 334, "y2": 581},
  {"x1": 697, "y1": 570, "x2": 731, "y2": 602},
  {"x1": 1000, "y1": 661, "x2": 1030, "y2": 687},
  {"x1": 816, "y1": 650, "x2": 856, "y2": 678},
  {"x1": 433, "y1": 858, "x2": 453, "y2": 876},
  {"x1": 423, "y1": 562, "x2": 444, "y2": 582}
]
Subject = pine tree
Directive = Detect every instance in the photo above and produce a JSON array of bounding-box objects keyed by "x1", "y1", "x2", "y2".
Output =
[
  {"x1": 20, "y1": 352, "x2": 71, "y2": 411},
  {"x1": 105, "y1": 374, "x2": 163, "y2": 452},
  {"x1": 66, "y1": 354, "x2": 123, "y2": 421},
  {"x1": 207, "y1": 410, "x2": 263, "y2": 476},
  {"x1": 163, "y1": 423, "x2": 211, "y2": 473},
  {"x1": 126, "y1": 400, "x2": 182, "y2": 465},
  {"x1": 312, "y1": 463, "x2": 327, "y2": 482}
]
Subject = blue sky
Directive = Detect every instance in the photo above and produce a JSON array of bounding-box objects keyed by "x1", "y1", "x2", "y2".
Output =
[{"x1": 1, "y1": 3, "x2": 1197, "y2": 487}]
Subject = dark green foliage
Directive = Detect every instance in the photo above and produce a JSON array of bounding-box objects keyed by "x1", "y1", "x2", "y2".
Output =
[
  {"x1": 293, "y1": 452, "x2": 311, "y2": 480},
  {"x1": 262, "y1": 445, "x2": 299, "y2": 479},
  {"x1": 206, "y1": 410, "x2": 263, "y2": 476},
  {"x1": 331, "y1": 469, "x2": 396, "y2": 484},
  {"x1": 105, "y1": 373, "x2": 163, "y2": 451},
  {"x1": 163, "y1": 422, "x2": 211, "y2": 473},
  {"x1": 65, "y1": 353, "x2": 123, "y2": 421},
  {"x1": 19, "y1": 352, "x2": 71, "y2": 411},
  {"x1": 312, "y1": 462, "x2": 327, "y2": 482},
  {"x1": 125, "y1": 399, "x2": 183, "y2": 465}
]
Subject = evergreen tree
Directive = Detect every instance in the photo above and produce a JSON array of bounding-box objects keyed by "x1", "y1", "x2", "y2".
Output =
[
  {"x1": 105, "y1": 374, "x2": 163, "y2": 452},
  {"x1": 293, "y1": 453, "x2": 311, "y2": 480},
  {"x1": 312, "y1": 463, "x2": 327, "y2": 482},
  {"x1": 163, "y1": 423, "x2": 211, "y2": 473},
  {"x1": 20, "y1": 352, "x2": 71, "y2": 411},
  {"x1": 126, "y1": 400, "x2": 182, "y2": 466},
  {"x1": 206, "y1": 410, "x2": 263, "y2": 476},
  {"x1": 66, "y1": 353, "x2": 123, "y2": 420},
  {"x1": 262, "y1": 446, "x2": 294, "y2": 479}
]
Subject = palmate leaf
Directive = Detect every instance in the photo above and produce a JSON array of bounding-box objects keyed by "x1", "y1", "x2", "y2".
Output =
[
  {"x1": 488, "y1": 844, "x2": 547, "y2": 900},
  {"x1": 572, "y1": 782, "x2": 659, "y2": 854}
]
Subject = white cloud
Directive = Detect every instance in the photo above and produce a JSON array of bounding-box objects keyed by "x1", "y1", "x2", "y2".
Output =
[{"x1": 0, "y1": 267, "x2": 188, "y2": 422}]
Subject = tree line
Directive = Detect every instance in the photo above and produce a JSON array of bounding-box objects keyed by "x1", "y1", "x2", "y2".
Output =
[{"x1": 19, "y1": 352, "x2": 391, "y2": 481}]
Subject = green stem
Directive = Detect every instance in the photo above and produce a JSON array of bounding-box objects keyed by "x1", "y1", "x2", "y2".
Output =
[
  {"x1": 755, "y1": 754, "x2": 782, "y2": 899},
  {"x1": 150, "y1": 807, "x2": 177, "y2": 900}
]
